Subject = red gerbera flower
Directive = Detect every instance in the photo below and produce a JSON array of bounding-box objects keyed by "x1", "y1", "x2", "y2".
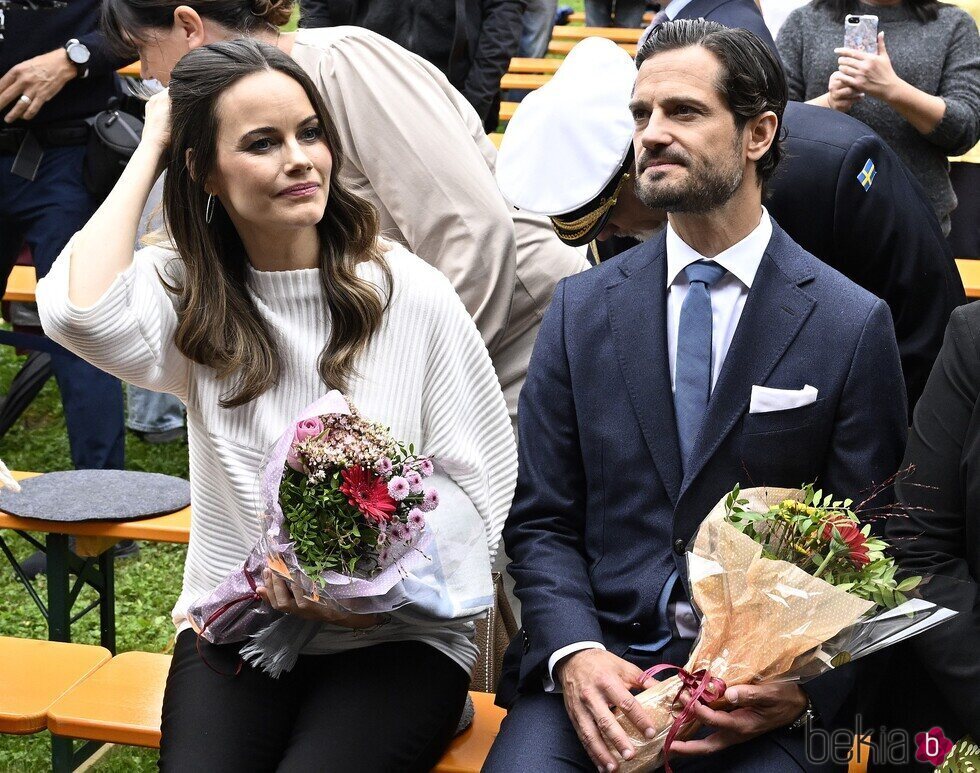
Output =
[
  {"x1": 821, "y1": 515, "x2": 871, "y2": 568},
  {"x1": 339, "y1": 466, "x2": 397, "y2": 524}
]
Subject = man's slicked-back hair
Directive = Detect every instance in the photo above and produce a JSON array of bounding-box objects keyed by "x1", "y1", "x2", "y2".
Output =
[{"x1": 635, "y1": 19, "x2": 788, "y2": 188}]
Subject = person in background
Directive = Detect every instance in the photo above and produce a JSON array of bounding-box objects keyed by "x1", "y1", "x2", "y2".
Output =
[
  {"x1": 497, "y1": 37, "x2": 964, "y2": 418},
  {"x1": 776, "y1": 0, "x2": 980, "y2": 234},
  {"x1": 585, "y1": 0, "x2": 647, "y2": 27},
  {"x1": 640, "y1": 0, "x2": 777, "y2": 54},
  {"x1": 0, "y1": 2, "x2": 128, "y2": 472},
  {"x1": 296, "y1": 0, "x2": 525, "y2": 132},
  {"x1": 517, "y1": 0, "x2": 559, "y2": 59},
  {"x1": 1, "y1": 1, "x2": 135, "y2": 577},
  {"x1": 877, "y1": 301, "x2": 980, "y2": 753}
]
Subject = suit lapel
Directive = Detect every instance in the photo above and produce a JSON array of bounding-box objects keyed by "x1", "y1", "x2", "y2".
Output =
[
  {"x1": 606, "y1": 236, "x2": 683, "y2": 505},
  {"x1": 680, "y1": 226, "x2": 817, "y2": 495}
]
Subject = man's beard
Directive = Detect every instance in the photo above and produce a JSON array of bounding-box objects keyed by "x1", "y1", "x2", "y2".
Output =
[{"x1": 634, "y1": 141, "x2": 743, "y2": 214}]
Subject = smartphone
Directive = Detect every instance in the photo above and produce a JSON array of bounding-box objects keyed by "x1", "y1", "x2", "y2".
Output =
[{"x1": 844, "y1": 14, "x2": 879, "y2": 53}]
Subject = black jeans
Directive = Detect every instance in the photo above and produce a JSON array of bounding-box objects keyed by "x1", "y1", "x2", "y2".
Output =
[{"x1": 160, "y1": 629, "x2": 470, "y2": 772}]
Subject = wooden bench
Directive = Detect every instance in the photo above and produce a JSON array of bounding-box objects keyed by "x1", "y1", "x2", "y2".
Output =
[
  {"x1": 0, "y1": 637, "x2": 110, "y2": 736},
  {"x1": 47, "y1": 650, "x2": 506, "y2": 771},
  {"x1": 550, "y1": 25, "x2": 643, "y2": 43},
  {"x1": 2, "y1": 264, "x2": 36, "y2": 303},
  {"x1": 548, "y1": 38, "x2": 637, "y2": 56},
  {"x1": 567, "y1": 11, "x2": 654, "y2": 24}
]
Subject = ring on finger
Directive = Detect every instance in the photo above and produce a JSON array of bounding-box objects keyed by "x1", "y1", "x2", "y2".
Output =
[{"x1": 19, "y1": 95, "x2": 31, "y2": 105}]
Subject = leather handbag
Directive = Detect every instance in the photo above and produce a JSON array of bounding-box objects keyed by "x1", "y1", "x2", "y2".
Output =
[{"x1": 470, "y1": 571, "x2": 518, "y2": 694}]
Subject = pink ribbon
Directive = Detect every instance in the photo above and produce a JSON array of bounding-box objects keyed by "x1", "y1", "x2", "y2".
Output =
[{"x1": 640, "y1": 664, "x2": 727, "y2": 773}]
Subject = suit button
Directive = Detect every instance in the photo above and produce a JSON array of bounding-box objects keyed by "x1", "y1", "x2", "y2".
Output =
[
  {"x1": 522, "y1": 631, "x2": 530, "y2": 653},
  {"x1": 673, "y1": 539, "x2": 686, "y2": 556},
  {"x1": 631, "y1": 622, "x2": 641, "y2": 629}
]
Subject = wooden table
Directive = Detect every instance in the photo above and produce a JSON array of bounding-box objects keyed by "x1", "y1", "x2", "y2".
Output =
[{"x1": 0, "y1": 471, "x2": 190, "y2": 654}]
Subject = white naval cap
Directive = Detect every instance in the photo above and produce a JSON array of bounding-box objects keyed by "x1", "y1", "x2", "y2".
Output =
[{"x1": 495, "y1": 37, "x2": 637, "y2": 246}]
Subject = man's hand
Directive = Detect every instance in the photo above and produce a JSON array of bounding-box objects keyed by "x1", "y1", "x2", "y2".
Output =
[
  {"x1": 258, "y1": 569, "x2": 383, "y2": 629},
  {"x1": 556, "y1": 648, "x2": 657, "y2": 772},
  {"x1": 0, "y1": 49, "x2": 77, "y2": 124},
  {"x1": 670, "y1": 683, "x2": 808, "y2": 757}
]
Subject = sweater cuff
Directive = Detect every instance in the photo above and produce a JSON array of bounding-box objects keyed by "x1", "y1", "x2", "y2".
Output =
[{"x1": 925, "y1": 98, "x2": 978, "y2": 156}]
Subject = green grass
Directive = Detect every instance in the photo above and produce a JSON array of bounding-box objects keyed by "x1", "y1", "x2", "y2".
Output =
[{"x1": 0, "y1": 343, "x2": 187, "y2": 772}]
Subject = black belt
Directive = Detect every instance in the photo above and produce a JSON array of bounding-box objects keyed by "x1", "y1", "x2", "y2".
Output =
[{"x1": 0, "y1": 122, "x2": 90, "y2": 155}]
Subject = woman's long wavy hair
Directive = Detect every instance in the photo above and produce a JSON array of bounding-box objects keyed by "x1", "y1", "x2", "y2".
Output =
[{"x1": 164, "y1": 39, "x2": 390, "y2": 408}]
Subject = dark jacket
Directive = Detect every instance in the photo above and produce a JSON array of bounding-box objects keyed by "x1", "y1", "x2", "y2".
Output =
[
  {"x1": 880, "y1": 301, "x2": 980, "y2": 743},
  {"x1": 497, "y1": 222, "x2": 908, "y2": 750},
  {"x1": 769, "y1": 102, "x2": 967, "y2": 417},
  {"x1": 672, "y1": 0, "x2": 777, "y2": 55},
  {"x1": 298, "y1": 0, "x2": 524, "y2": 130},
  {"x1": 0, "y1": 0, "x2": 128, "y2": 126}
]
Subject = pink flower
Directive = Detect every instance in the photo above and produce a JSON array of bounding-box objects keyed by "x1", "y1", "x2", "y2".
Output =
[
  {"x1": 339, "y1": 466, "x2": 397, "y2": 524},
  {"x1": 388, "y1": 476, "x2": 410, "y2": 501},
  {"x1": 376, "y1": 530, "x2": 388, "y2": 546},
  {"x1": 408, "y1": 508, "x2": 425, "y2": 531},
  {"x1": 419, "y1": 459, "x2": 434, "y2": 477},
  {"x1": 420, "y1": 488, "x2": 439, "y2": 512},
  {"x1": 376, "y1": 457, "x2": 393, "y2": 475},
  {"x1": 286, "y1": 417, "x2": 324, "y2": 473},
  {"x1": 390, "y1": 522, "x2": 409, "y2": 542},
  {"x1": 295, "y1": 416, "x2": 324, "y2": 444},
  {"x1": 405, "y1": 471, "x2": 423, "y2": 493}
]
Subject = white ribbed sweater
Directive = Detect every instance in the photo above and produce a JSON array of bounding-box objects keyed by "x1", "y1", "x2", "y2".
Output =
[{"x1": 37, "y1": 240, "x2": 517, "y2": 672}]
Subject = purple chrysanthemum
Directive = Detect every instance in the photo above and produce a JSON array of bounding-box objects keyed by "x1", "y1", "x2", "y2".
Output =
[
  {"x1": 419, "y1": 459, "x2": 434, "y2": 477},
  {"x1": 376, "y1": 457, "x2": 393, "y2": 475},
  {"x1": 408, "y1": 508, "x2": 426, "y2": 531},
  {"x1": 420, "y1": 488, "x2": 439, "y2": 512},
  {"x1": 387, "y1": 476, "x2": 410, "y2": 501},
  {"x1": 390, "y1": 522, "x2": 410, "y2": 542},
  {"x1": 406, "y1": 471, "x2": 423, "y2": 494}
]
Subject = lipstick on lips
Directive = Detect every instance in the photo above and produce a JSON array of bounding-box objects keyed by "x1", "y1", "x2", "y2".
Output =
[{"x1": 277, "y1": 182, "x2": 320, "y2": 198}]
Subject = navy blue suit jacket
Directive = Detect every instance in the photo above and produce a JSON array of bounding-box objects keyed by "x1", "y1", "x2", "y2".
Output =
[
  {"x1": 498, "y1": 222, "x2": 907, "y2": 733},
  {"x1": 672, "y1": 0, "x2": 777, "y2": 55}
]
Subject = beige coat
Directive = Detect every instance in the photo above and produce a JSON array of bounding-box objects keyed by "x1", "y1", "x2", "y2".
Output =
[{"x1": 290, "y1": 27, "x2": 590, "y2": 421}]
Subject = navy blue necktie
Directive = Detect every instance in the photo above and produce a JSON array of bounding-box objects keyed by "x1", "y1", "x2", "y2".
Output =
[{"x1": 674, "y1": 261, "x2": 727, "y2": 469}]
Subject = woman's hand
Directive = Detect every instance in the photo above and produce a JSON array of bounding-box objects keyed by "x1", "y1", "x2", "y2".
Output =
[
  {"x1": 835, "y1": 32, "x2": 900, "y2": 102},
  {"x1": 141, "y1": 89, "x2": 173, "y2": 154},
  {"x1": 827, "y1": 72, "x2": 863, "y2": 113},
  {"x1": 258, "y1": 569, "x2": 384, "y2": 629}
]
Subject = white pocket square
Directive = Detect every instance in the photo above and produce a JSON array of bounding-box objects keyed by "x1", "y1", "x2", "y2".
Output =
[{"x1": 749, "y1": 384, "x2": 818, "y2": 414}]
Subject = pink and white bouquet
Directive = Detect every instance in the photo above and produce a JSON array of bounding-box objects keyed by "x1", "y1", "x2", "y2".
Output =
[{"x1": 188, "y1": 392, "x2": 439, "y2": 676}]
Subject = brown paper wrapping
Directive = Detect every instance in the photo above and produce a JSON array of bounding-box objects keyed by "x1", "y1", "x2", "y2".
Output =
[{"x1": 615, "y1": 487, "x2": 874, "y2": 772}]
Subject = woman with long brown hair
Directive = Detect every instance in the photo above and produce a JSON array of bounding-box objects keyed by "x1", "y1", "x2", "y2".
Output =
[{"x1": 36, "y1": 39, "x2": 516, "y2": 770}]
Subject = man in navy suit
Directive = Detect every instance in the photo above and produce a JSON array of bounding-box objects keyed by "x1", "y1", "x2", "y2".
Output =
[{"x1": 485, "y1": 20, "x2": 907, "y2": 772}]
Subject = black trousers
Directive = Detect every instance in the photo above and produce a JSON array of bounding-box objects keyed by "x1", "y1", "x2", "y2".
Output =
[{"x1": 160, "y1": 629, "x2": 470, "y2": 772}]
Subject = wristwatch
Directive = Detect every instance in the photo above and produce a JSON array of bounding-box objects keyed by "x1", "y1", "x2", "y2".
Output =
[
  {"x1": 64, "y1": 39, "x2": 91, "y2": 80},
  {"x1": 787, "y1": 693, "x2": 818, "y2": 731}
]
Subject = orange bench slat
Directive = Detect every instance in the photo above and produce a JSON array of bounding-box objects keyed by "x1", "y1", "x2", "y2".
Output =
[
  {"x1": 0, "y1": 637, "x2": 111, "y2": 735},
  {"x1": 47, "y1": 651, "x2": 169, "y2": 748}
]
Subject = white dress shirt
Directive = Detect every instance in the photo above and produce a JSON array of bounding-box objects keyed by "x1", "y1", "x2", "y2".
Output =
[{"x1": 544, "y1": 209, "x2": 773, "y2": 691}]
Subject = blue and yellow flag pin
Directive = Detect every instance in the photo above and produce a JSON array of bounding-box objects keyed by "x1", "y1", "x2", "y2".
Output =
[{"x1": 857, "y1": 158, "x2": 877, "y2": 192}]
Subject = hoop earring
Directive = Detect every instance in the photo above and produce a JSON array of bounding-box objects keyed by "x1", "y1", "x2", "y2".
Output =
[{"x1": 205, "y1": 194, "x2": 215, "y2": 224}]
